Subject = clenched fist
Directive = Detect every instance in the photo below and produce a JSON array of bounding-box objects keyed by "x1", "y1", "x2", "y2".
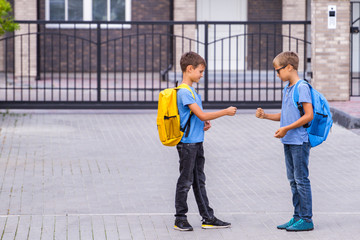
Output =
[
  {"x1": 227, "y1": 106, "x2": 237, "y2": 116},
  {"x1": 256, "y1": 108, "x2": 265, "y2": 119}
]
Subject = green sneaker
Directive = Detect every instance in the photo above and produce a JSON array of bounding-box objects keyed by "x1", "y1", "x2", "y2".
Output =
[
  {"x1": 286, "y1": 219, "x2": 314, "y2": 232},
  {"x1": 277, "y1": 218, "x2": 299, "y2": 230}
]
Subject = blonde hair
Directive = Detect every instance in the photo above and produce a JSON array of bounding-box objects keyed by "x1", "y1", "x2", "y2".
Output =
[{"x1": 273, "y1": 51, "x2": 299, "y2": 70}]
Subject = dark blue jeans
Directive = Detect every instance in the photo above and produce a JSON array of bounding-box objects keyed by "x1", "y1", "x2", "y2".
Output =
[
  {"x1": 175, "y1": 142, "x2": 214, "y2": 221},
  {"x1": 284, "y1": 142, "x2": 312, "y2": 222}
]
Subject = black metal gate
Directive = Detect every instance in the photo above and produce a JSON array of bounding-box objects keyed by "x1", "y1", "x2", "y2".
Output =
[
  {"x1": 351, "y1": 1, "x2": 360, "y2": 97},
  {"x1": 0, "y1": 20, "x2": 311, "y2": 109}
]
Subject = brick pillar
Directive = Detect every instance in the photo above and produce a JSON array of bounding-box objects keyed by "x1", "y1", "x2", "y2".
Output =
[
  {"x1": 282, "y1": 0, "x2": 307, "y2": 73},
  {"x1": 311, "y1": 0, "x2": 350, "y2": 100},
  {"x1": 14, "y1": 0, "x2": 37, "y2": 80},
  {"x1": 173, "y1": 0, "x2": 196, "y2": 75}
]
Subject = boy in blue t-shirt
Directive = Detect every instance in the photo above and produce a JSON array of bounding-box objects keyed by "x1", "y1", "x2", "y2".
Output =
[
  {"x1": 256, "y1": 51, "x2": 314, "y2": 232},
  {"x1": 174, "y1": 52, "x2": 237, "y2": 231}
]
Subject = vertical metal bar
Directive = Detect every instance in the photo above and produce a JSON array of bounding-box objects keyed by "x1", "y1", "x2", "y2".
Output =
[
  {"x1": 213, "y1": 24, "x2": 216, "y2": 101},
  {"x1": 303, "y1": 23, "x2": 307, "y2": 80},
  {"x1": 289, "y1": 24, "x2": 291, "y2": 50},
  {"x1": 20, "y1": 35, "x2": 23, "y2": 101},
  {"x1": 89, "y1": 23, "x2": 92, "y2": 101},
  {"x1": 106, "y1": 24, "x2": 109, "y2": 101},
  {"x1": 121, "y1": 25, "x2": 124, "y2": 101},
  {"x1": 151, "y1": 24, "x2": 154, "y2": 101},
  {"x1": 236, "y1": 35, "x2": 239, "y2": 101},
  {"x1": 129, "y1": 30, "x2": 132, "y2": 101},
  {"x1": 243, "y1": 24, "x2": 246, "y2": 101},
  {"x1": 350, "y1": 2, "x2": 354, "y2": 96},
  {"x1": 258, "y1": 24, "x2": 261, "y2": 101},
  {"x1": 97, "y1": 23, "x2": 101, "y2": 102},
  {"x1": 251, "y1": 34, "x2": 254, "y2": 101},
  {"x1": 136, "y1": 24, "x2": 139, "y2": 101},
  {"x1": 51, "y1": 27, "x2": 54, "y2": 101},
  {"x1": 5, "y1": 36, "x2": 7, "y2": 101},
  {"x1": 66, "y1": 35, "x2": 69, "y2": 101},
  {"x1": 36, "y1": 23, "x2": 41, "y2": 81},
  {"x1": 273, "y1": 24, "x2": 276, "y2": 101},
  {"x1": 204, "y1": 22, "x2": 209, "y2": 102},
  {"x1": 59, "y1": 25, "x2": 62, "y2": 101},
  {"x1": 159, "y1": 30, "x2": 163, "y2": 88},
  {"x1": 144, "y1": 32, "x2": 147, "y2": 101},
  {"x1": 266, "y1": 34, "x2": 269, "y2": 101},
  {"x1": 74, "y1": 24, "x2": 77, "y2": 101},
  {"x1": 114, "y1": 39, "x2": 117, "y2": 101},
  {"x1": 221, "y1": 39, "x2": 224, "y2": 101},
  {"x1": 28, "y1": 24, "x2": 31, "y2": 101},
  {"x1": 82, "y1": 40, "x2": 84, "y2": 101},
  {"x1": 228, "y1": 24, "x2": 231, "y2": 101}
]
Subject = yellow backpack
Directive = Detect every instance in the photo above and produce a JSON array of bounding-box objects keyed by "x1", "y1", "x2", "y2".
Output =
[{"x1": 156, "y1": 84, "x2": 195, "y2": 146}]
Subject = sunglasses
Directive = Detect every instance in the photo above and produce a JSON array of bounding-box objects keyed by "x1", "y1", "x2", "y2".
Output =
[{"x1": 275, "y1": 65, "x2": 287, "y2": 74}]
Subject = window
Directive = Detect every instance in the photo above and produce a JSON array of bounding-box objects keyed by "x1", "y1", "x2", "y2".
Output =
[{"x1": 46, "y1": 0, "x2": 131, "y2": 28}]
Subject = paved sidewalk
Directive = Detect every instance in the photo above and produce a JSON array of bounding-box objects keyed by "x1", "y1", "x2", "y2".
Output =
[{"x1": 0, "y1": 109, "x2": 360, "y2": 240}]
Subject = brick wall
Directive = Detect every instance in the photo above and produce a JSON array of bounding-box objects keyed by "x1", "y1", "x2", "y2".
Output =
[{"x1": 311, "y1": 0, "x2": 350, "y2": 100}]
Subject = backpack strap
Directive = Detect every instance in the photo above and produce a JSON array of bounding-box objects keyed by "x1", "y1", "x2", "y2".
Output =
[
  {"x1": 177, "y1": 83, "x2": 196, "y2": 99},
  {"x1": 177, "y1": 83, "x2": 196, "y2": 138},
  {"x1": 293, "y1": 79, "x2": 311, "y2": 128}
]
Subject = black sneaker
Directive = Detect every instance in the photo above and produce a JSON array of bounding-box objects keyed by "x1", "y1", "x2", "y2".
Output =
[
  {"x1": 174, "y1": 219, "x2": 193, "y2": 231},
  {"x1": 202, "y1": 217, "x2": 231, "y2": 229}
]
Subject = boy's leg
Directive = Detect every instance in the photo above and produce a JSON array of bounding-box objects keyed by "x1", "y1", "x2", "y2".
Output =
[
  {"x1": 192, "y1": 143, "x2": 214, "y2": 220},
  {"x1": 175, "y1": 143, "x2": 197, "y2": 220},
  {"x1": 291, "y1": 142, "x2": 312, "y2": 222},
  {"x1": 284, "y1": 144, "x2": 301, "y2": 220}
]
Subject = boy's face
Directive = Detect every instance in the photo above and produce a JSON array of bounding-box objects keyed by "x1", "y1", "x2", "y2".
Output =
[
  {"x1": 188, "y1": 64, "x2": 205, "y2": 83},
  {"x1": 274, "y1": 63, "x2": 289, "y2": 82}
]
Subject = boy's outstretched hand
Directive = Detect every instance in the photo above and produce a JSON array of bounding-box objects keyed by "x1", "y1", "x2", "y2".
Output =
[
  {"x1": 204, "y1": 121, "x2": 211, "y2": 131},
  {"x1": 256, "y1": 108, "x2": 265, "y2": 119},
  {"x1": 227, "y1": 106, "x2": 237, "y2": 116}
]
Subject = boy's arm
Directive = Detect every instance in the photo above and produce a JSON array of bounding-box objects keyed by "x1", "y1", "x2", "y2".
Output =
[
  {"x1": 274, "y1": 102, "x2": 314, "y2": 138},
  {"x1": 256, "y1": 108, "x2": 281, "y2": 121},
  {"x1": 188, "y1": 103, "x2": 237, "y2": 121}
]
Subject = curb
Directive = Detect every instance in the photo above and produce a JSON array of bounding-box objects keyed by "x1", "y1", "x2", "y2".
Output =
[{"x1": 330, "y1": 107, "x2": 360, "y2": 129}]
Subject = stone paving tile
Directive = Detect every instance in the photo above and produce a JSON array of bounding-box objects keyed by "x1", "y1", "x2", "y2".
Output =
[{"x1": 0, "y1": 110, "x2": 359, "y2": 239}]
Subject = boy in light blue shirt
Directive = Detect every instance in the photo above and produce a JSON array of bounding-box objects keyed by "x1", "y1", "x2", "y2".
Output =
[
  {"x1": 256, "y1": 51, "x2": 314, "y2": 232},
  {"x1": 174, "y1": 51, "x2": 237, "y2": 231}
]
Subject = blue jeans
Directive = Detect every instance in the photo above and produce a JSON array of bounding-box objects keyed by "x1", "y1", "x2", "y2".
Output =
[
  {"x1": 284, "y1": 142, "x2": 312, "y2": 222},
  {"x1": 175, "y1": 142, "x2": 214, "y2": 221}
]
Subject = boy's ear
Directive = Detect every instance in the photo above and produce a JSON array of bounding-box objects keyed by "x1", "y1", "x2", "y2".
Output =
[{"x1": 186, "y1": 65, "x2": 194, "y2": 72}]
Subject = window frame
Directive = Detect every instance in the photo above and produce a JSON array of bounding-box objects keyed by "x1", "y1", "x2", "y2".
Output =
[{"x1": 45, "y1": 0, "x2": 131, "y2": 29}]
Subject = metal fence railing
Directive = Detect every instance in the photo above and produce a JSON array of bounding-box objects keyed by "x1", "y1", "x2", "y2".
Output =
[{"x1": 0, "y1": 20, "x2": 311, "y2": 109}]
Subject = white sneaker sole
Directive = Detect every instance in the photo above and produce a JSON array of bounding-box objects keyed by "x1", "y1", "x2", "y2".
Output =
[{"x1": 174, "y1": 226, "x2": 193, "y2": 231}]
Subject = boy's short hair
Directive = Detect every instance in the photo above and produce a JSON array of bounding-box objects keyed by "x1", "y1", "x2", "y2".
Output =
[
  {"x1": 180, "y1": 51, "x2": 206, "y2": 72},
  {"x1": 273, "y1": 51, "x2": 299, "y2": 71}
]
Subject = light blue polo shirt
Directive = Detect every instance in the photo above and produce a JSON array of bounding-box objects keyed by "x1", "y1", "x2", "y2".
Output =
[
  {"x1": 280, "y1": 81, "x2": 312, "y2": 145},
  {"x1": 177, "y1": 86, "x2": 204, "y2": 143}
]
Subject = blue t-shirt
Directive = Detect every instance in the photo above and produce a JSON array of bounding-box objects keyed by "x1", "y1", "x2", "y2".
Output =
[
  {"x1": 177, "y1": 86, "x2": 204, "y2": 143},
  {"x1": 280, "y1": 81, "x2": 312, "y2": 145}
]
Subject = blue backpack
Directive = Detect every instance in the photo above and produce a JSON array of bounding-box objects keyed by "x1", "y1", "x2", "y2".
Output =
[{"x1": 289, "y1": 79, "x2": 333, "y2": 147}]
